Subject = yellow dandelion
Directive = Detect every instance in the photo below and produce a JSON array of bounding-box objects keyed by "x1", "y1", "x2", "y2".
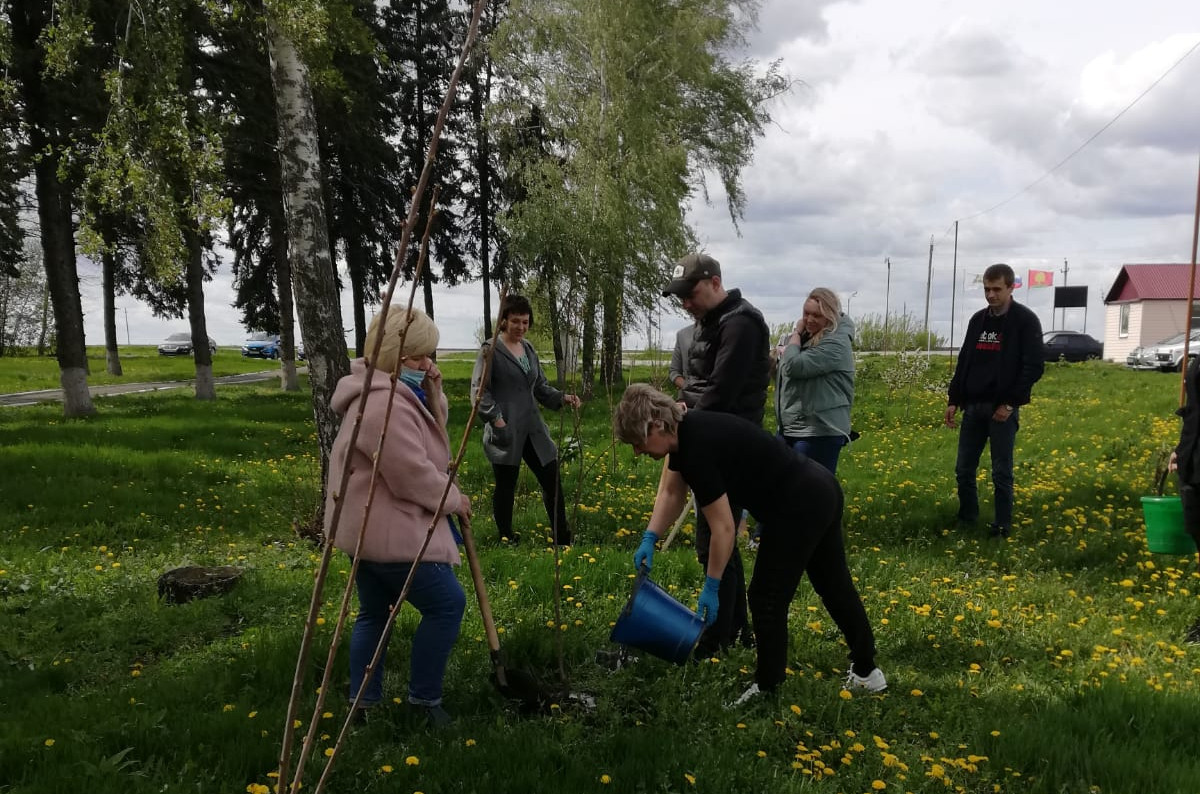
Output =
[
  {"x1": 380, "y1": 765, "x2": 393, "y2": 773},
  {"x1": 465, "y1": 738, "x2": 477, "y2": 746},
  {"x1": 789, "y1": 704, "x2": 802, "y2": 715},
  {"x1": 600, "y1": 774, "x2": 612, "y2": 784},
  {"x1": 872, "y1": 781, "x2": 887, "y2": 791},
  {"x1": 44, "y1": 738, "x2": 55, "y2": 747},
  {"x1": 684, "y1": 773, "x2": 696, "y2": 785},
  {"x1": 405, "y1": 755, "x2": 420, "y2": 766},
  {"x1": 910, "y1": 689, "x2": 923, "y2": 696},
  {"x1": 323, "y1": 748, "x2": 334, "y2": 757},
  {"x1": 839, "y1": 688, "x2": 853, "y2": 700},
  {"x1": 756, "y1": 750, "x2": 767, "y2": 758}
]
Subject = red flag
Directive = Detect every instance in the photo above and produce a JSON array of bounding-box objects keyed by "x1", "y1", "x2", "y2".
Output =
[{"x1": 1028, "y1": 269, "x2": 1054, "y2": 288}]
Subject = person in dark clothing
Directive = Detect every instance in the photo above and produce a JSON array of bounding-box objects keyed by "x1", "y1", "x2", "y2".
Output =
[
  {"x1": 946, "y1": 263, "x2": 1044, "y2": 538},
  {"x1": 618, "y1": 384, "x2": 885, "y2": 702},
  {"x1": 1168, "y1": 355, "x2": 1200, "y2": 644},
  {"x1": 662, "y1": 253, "x2": 770, "y2": 654}
]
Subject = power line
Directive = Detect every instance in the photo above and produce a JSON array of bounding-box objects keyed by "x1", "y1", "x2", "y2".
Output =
[{"x1": 957, "y1": 37, "x2": 1200, "y2": 223}]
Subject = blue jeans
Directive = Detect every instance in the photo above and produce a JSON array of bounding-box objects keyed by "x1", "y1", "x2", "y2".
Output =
[
  {"x1": 348, "y1": 559, "x2": 465, "y2": 707},
  {"x1": 955, "y1": 403, "x2": 1019, "y2": 527},
  {"x1": 780, "y1": 434, "x2": 847, "y2": 475}
]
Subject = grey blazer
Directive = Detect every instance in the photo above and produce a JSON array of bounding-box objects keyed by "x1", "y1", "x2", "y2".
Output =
[{"x1": 471, "y1": 338, "x2": 566, "y2": 466}]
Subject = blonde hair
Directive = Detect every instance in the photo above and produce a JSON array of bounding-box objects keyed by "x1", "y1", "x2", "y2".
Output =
[
  {"x1": 614, "y1": 383, "x2": 684, "y2": 445},
  {"x1": 805, "y1": 287, "x2": 841, "y2": 345},
  {"x1": 364, "y1": 307, "x2": 439, "y2": 372}
]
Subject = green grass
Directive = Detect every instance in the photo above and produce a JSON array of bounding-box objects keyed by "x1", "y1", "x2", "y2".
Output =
[
  {"x1": 1, "y1": 359, "x2": 1198, "y2": 793},
  {"x1": 0, "y1": 346, "x2": 290, "y2": 393}
]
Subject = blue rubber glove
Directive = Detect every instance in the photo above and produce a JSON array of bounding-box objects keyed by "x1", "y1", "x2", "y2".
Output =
[
  {"x1": 633, "y1": 530, "x2": 658, "y2": 572},
  {"x1": 697, "y1": 576, "x2": 721, "y2": 626}
]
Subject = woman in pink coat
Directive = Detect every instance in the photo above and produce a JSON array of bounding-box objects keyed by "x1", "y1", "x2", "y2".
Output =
[{"x1": 325, "y1": 308, "x2": 471, "y2": 727}]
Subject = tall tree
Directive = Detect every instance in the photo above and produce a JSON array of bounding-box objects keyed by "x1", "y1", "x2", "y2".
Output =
[
  {"x1": 266, "y1": 14, "x2": 351, "y2": 472},
  {"x1": 7, "y1": 0, "x2": 98, "y2": 416},
  {"x1": 216, "y1": 11, "x2": 301, "y2": 389},
  {"x1": 79, "y1": 0, "x2": 228, "y2": 400},
  {"x1": 379, "y1": 0, "x2": 471, "y2": 319},
  {"x1": 460, "y1": 0, "x2": 509, "y2": 341},
  {"x1": 315, "y1": 0, "x2": 404, "y2": 356},
  {"x1": 493, "y1": 0, "x2": 784, "y2": 393}
]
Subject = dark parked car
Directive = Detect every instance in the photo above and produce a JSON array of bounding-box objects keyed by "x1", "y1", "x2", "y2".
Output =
[
  {"x1": 241, "y1": 332, "x2": 281, "y2": 359},
  {"x1": 158, "y1": 332, "x2": 217, "y2": 356},
  {"x1": 1042, "y1": 330, "x2": 1102, "y2": 363}
]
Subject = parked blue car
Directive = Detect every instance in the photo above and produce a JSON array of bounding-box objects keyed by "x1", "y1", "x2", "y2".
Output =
[{"x1": 241, "y1": 332, "x2": 281, "y2": 359}]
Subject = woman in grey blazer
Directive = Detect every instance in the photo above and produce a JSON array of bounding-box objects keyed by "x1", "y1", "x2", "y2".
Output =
[{"x1": 471, "y1": 295, "x2": 580, "y2": 545}]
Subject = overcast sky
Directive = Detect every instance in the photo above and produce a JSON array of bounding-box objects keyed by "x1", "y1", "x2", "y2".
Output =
[{"x1": 79, "y1": 0, "x2": 1200, "y2": 352}]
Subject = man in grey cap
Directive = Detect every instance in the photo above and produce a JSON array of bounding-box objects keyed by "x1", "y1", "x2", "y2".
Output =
[{"x1": 658, "y1": 252, "x2": 770, "y2": 655}]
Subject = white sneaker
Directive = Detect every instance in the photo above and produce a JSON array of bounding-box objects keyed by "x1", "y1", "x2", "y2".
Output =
[
  {"x1": 843, "y1": 668, "x2": 887, "y2": 693},
  {"x1": 730, "y1": 683, "x2": 761, "y2": 707}
]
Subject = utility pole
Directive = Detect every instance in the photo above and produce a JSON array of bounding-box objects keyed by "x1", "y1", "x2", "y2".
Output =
[
  {"x1": 1060, "y1": 258, "x2": 1069, "y2": 330},
  {"x1": 923, "y1": 235, "x2": 934, "y2": 352},
  {"x1": 950, "y1": 221, "x2": 959, "y2": 354},
  {"x1": 883, "y1": 257, "x2": 891, "y2": 353}
]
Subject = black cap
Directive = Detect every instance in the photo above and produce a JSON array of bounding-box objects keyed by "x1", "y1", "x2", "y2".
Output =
[{"x1": 662, "y1": 253, "x2": 721, "y2": 297}]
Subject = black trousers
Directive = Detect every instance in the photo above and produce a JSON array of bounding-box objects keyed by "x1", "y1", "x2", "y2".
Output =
[
  {"x1": 749, "y1": 467, "x2": 876, "y2": 690},
  {"x1": 1177, "y1": 482, "x2": 1200, "y2": 551},
  {"x1": 491, "y1": 438, "x2": 571, "y2": 544},
  {"x1": 694, "y1": 502, "x2": 751, "y2": 656}
]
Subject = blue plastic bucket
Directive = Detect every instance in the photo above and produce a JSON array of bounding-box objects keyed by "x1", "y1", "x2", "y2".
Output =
[{"x1": 609, "y1": 572, "x2": 703, "y2": 664}]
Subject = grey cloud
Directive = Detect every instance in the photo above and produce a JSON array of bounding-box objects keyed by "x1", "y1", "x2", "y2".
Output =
[
  {"x1": 742, "y1": 0, "x2": 860, "y2": 57},
  {"x1": 911, "y1": 28, "x2": 1033, "y2": 79}
]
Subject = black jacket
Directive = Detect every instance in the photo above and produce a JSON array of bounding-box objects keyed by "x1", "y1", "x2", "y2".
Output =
[
  {"x1": 1176, "y1": 356, "x2": 1200, "y2": 484},
  {"x1": 948, "y1": 299, "x2": 1044, "y2": 408},
  {"x1": 679, "y1": 288, "x2": 770, "y2": 424}
]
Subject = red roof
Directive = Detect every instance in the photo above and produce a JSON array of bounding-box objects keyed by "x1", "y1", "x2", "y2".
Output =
[{"x1": 1105, "y1": 264, "x2": 1200, "y2": 303}]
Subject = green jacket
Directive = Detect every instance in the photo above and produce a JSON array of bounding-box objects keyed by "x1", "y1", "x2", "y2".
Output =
[{"x1": 775, "y1": 314, "x2": 855, "y2": 439}]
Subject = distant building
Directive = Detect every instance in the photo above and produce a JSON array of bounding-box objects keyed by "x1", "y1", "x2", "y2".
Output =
[{"x1": 1104, "y1": 264, "x2": 1200, "y2": 363}]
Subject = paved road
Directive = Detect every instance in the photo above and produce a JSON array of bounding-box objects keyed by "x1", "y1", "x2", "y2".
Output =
[{"x1": 0, "y1": 369, "x2": 294, "y2": 408}]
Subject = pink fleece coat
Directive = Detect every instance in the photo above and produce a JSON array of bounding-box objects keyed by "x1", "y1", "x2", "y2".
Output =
[{"x1": 325, "y1": 359, "x2": 466, "y2": 565}]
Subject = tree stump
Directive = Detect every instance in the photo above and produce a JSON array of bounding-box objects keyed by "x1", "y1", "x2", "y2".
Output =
[{"x1": 157, "y1": 565, "x2": 245, "y2": 605}]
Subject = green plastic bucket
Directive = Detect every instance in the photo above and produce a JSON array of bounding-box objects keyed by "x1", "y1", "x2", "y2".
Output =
[{"x1": 1140, "y1": 496, "x2": 1196, "y2": 555}]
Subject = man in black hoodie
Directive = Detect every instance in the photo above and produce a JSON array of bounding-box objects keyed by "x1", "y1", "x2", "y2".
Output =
[
  {"x1": 660, "y1": 253, "x2": 769, "y2": 655},
  {"x1": 945, "y1": 263, "x2": 1044, "y2": 538}
]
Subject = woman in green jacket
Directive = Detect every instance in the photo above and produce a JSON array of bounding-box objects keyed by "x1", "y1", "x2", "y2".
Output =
[{"x1": 774, "y1": 287, "x2": 855, "y2": 474}]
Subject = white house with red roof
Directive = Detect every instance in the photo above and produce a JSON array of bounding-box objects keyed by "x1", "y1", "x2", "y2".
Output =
[{"x1": 1104, "y1": 264, "x2": 1200, "y2": 362}]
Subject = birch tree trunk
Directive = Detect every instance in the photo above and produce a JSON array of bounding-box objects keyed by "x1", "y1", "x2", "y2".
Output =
[
  {"x1": 267, "y1": 25, "x2": 350, "y2": 471},
  {"x1": 272, "y1": 204, "x2": 300, "y2": 392}
]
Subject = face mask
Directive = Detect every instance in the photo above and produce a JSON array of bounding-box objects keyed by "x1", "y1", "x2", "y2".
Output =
[{"x1": 399, "y1": 366, "x2": 425, "y2": 389}]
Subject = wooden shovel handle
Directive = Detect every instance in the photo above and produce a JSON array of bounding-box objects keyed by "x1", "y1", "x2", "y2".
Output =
[{"x1": 458, "y1": 516, "x2": 502, "y2": 655}]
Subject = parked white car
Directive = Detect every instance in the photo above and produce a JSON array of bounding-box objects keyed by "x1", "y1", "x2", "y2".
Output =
[{"x1": 1128, "y1": 330, "x2": 1200, "y2": 371}]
